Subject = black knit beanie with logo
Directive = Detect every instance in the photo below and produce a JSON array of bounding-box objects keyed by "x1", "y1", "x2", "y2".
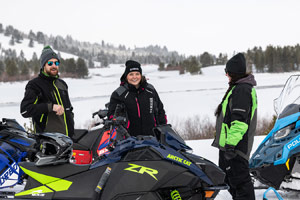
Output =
[
  {"x1": 120, "y1": 60, "x2": 142, "y2": 81},
  {"x1": 40, "y1": 46, "x2": 60, "y2": 69},
  {"x1": 225, "y1": 53, "x2": 246, "y2": 74}
]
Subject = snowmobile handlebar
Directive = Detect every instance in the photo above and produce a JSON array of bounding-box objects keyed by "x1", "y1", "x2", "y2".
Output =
[{"x1": 92, "y1": 109, "x2": 108, "y2": 119}]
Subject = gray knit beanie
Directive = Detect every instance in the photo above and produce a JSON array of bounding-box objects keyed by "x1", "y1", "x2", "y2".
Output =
[{"x1": 40, "y1": 46, "x2": 60, "y2": 69}]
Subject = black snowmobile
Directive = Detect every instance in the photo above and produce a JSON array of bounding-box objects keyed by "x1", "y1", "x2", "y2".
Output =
[
  {"x1": 250, "y1": 75, "x2": 300, "y2": 191},
  {"x1": 11, "y1": 105, "x2": 227, "y2": 200}
]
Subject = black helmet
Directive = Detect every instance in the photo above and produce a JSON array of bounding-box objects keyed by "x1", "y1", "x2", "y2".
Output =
[{"x1": 35, "y1": 132, "x2": 73, "y2": 166}]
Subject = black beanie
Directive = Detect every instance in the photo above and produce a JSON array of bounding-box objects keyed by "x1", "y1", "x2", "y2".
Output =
[
  {"x1": 226, "y1": 53, "x2": 246, "y2": 74},
  {"x1": 40, "y1": 46, "x2": 60, "y2": 69},
  {"x1": 120, "y1": 60, "x2": 142, "y2": 81}
]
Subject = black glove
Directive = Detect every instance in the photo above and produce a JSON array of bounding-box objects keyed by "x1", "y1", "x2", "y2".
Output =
[{"x1": 224, "y1": 144, "x2": 237, "y2": 160}]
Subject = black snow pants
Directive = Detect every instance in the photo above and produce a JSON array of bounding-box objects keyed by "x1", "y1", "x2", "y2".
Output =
[{"x1": 219, "y1": 150, "x2": 255, "y2": 200}]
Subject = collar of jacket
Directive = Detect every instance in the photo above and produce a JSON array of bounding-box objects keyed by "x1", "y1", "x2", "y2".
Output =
[
  {"x1": 235, "y1": 74, "x2": 257, "y2": 86},
  {"x1": 39, "y1": 70, "x2": 59, "y2": 81}
]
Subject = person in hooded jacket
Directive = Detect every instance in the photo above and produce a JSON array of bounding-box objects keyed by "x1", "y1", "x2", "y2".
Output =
[
  {"x1": 212, "y1": 53, "x2": 257, "y2": 200},
  {"x1": 108, "y1": 60, "x2": 167, "y2": 137},
  {"x1": 20, "y1": 46, "x2": 74, "y2": 138}
]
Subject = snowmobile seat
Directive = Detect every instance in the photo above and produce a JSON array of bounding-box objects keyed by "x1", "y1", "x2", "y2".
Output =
[{"x1": 72, "y1": 129, "x2": 89, "y2": 143}]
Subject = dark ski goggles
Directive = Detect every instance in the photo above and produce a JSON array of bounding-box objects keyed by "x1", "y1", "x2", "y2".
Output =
[{"x1": 47, "y1": 61, "x2": 60, "y2": 66}]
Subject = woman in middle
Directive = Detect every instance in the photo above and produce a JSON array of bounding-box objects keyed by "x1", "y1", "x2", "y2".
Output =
[{"x1": 108, "y1": 60, "x2": 167, "y2": 137}]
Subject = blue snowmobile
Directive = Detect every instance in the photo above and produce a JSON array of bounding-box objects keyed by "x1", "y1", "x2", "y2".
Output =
[
  {"x1": 0, "y1": 118, "x2": 36, "y2": 190},
  {"x1": 250, "y1": 75, "x2": 300, "y2": 191}
]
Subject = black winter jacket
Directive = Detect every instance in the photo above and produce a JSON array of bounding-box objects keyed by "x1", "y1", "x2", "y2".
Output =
[
  {"x1": 108, "y1": 80, "x2": 167, "y2": 137},
  {"x1": 212, "y1": 74, "x2": 257, "y2": 160},
  {"x1": 20, "y1": 72, "x2": 74, "y2": 137}
]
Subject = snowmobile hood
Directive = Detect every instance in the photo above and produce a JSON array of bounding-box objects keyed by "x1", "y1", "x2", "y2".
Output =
[{"x1": 91, "y1": 135, "x2": 214, "y2": 185}]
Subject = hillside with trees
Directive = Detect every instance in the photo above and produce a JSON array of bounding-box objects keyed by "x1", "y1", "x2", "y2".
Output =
[{"x1": 1, "y1": 22, "x2": 300, "y2": 82}]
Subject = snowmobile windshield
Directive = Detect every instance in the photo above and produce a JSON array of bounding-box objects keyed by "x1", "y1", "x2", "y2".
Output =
[{"x1": 274, "y1": 75, "x2": 300, "y2": 118}]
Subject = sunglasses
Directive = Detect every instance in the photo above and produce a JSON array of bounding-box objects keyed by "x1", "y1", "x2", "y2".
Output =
[
  {"x1": 47, "y1": 61, "x2": 60, "y2": 66},
  {"x1": 224, "y1": 68, "x2": 228, "y2": 73}
]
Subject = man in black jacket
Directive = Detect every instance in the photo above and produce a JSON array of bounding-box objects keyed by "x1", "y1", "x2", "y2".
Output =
[{"x1": 20, "y1": 46, "x2": 74, "y2": 137}]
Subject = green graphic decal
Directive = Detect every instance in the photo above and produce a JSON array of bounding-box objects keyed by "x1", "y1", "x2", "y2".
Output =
[
  {"x1": 124, "y1": 163, "x2": 158, "y2": 180},
  {"x1": 167, "y1": 154, "x2": 192, "y2": 166},
  {"x1": 19, "y1": 167, "x2": 72, "y2": 193},
  {"x1": 15, "y1": 186, "x2": 53, "y2": 197}
]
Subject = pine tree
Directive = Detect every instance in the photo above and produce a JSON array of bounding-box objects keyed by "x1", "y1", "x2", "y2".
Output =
[
  {"x1": 158, "y1": 62, "x2": 165, "y2": 71},
  {"x1": 20, "y1": 61, "x2": 29, "y2": 76},
  {"x1": 31, "y1": 52, "x2": 40, "y2": 74},
  {"x1": 200, "y1": 52, "x2": 214, "y2": 67},
  {"x1": 9, "y1": 36, "x2": 15, "y2": 46},
  {"x1": 4, "y1": 25, "x2": 14, "y2": 36},
  {"x1": 5, "y1": 58, "x2": 18, "y2": 77},
  {"x1": 0, "y1": 23, "x2": 3, "y2": 33},
  {"x1": 36, "y1": 31, "x2": 45, "y2": 44},
  {"x1": 265, "y1": 45, "x2": 275, "y2": 72},
  {"x1": 13, "y1": 29, "x2": 23, "y2": 43},
  {"x1": 28, "y1": 30, "x2": 36, "y2": 40},
  {"x1": 19, "y1": 50, "x2": 25, "y2": 61},
  {"x1": 28, "y1": 38, "x2": 34, "y2": 48},
  {"x1": 182, "y1": 56, "x2": 201, "y2": 74},
  {"x1": 76, "y1": 58, "x2": 88, "y2": 78},
  {"x1": 0, "y1": 60, "x2": 5, "y2": 76},
  {"x1": 88, "y1": 59, "x2": 94, "y2": 68},
  {"x1": 65, "y1": 58, "x2": 76, "y2": 74}
]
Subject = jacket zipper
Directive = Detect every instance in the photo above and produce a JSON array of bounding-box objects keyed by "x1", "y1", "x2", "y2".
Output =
[{"x1": 135, "y1": 97, "x2": 141, "y2": 118}]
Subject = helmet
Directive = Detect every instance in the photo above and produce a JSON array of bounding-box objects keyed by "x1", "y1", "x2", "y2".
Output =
[{"x1": 35, "y1": 132, "x2": 73, "y2": 166}]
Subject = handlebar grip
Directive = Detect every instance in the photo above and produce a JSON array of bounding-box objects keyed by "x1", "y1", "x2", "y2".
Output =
[{"x1": 92, "y1": 111, "x2": 98, "y2": 118}]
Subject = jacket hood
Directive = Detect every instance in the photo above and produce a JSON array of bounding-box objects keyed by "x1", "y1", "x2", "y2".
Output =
[{"x1": 236, "y1": 74, "x2": 257, "y2": 86}]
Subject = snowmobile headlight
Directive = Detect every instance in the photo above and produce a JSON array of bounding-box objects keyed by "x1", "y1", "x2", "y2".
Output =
[{"x1": 274, "y1": 125, "x2": 292, "y2": 140}]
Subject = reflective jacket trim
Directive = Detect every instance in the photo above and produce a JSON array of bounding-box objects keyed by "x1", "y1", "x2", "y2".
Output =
[
  {"x1": 33, "y1": 97, "x2": 39, "y2": 133},
  {"x1": 53, "y1": 80, "x2": 68, "y2": 136},
  {"x1": 251, "y1": 88, "x2": 257, "y2": 120},
  {"x1": 222, "y1": 86, "x2": 235, "y2": 116}
]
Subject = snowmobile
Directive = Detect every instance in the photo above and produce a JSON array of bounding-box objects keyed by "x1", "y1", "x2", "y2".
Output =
[
  {"x1": 250, "y1": 74, "x2": 300, "y2": 191},
  {"x1": 1, "y1": 103, "x2": 127, "y2": 189},
  {"x1": 0, "y1": 104, "x2": 122, "y2": 192},
  {"x1": 0, "y1": 118, "x2": 36, "y2": 190},
  {"x1": 10, "y1": 104, "x2": 228, "y2": 199}
]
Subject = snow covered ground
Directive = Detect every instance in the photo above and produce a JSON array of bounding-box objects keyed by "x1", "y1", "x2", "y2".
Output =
[
  {"x1": 187, "y1": 138, "x2": 300, "y2": 200},
  {"x1": 1, "y1": 63, "x2": 300, "y2": 199}
]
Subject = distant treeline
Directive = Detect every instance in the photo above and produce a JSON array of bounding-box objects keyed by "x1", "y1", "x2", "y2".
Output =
[
  {"x1": 245, "y1": 45, "x2": 300, "y2": 72},
  {"x1": 0, "y1": 22, "x2": 184, "y2": 66},
  {"x1": 0, "y1": 53, "x2": 88, "y2": 82},
  {"x1": 159, "y1": 45, "x2": 300, "y2": 74},
  {"x1": 1, "y1": 22, "x2": 300, "y2": 81}
]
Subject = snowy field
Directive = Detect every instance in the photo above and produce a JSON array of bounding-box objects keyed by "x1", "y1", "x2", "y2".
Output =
[
  {"x1": 1, "y1": 64, "x2": 300, "y2": 199},
  {"x1": 0, "y1": 64, "x2": 297, "y2": 129}
]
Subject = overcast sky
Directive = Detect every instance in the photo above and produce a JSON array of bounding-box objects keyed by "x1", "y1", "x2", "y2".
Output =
[{"x1": 0, "y1": 0, "x2": 299, "y2": 56}]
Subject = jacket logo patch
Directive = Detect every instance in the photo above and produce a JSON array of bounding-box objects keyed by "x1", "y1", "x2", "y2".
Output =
[
  {"x1": 150, "y1": 98, "x2": 153, "y2": 113},
  {"x1": 124, "y1": 163, "x2": 158, "y2": 180}
]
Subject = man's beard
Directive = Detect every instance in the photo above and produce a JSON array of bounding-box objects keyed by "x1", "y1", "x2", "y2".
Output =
[{"x1": 45, "y1": 68, "x2": 58, "y2": 76}]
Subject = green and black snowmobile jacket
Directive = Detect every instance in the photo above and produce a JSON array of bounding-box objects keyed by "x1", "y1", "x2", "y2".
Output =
[
  {"x1": 212, "y1": 74, "x2": 257, "y2": 160},
  {"x1": 20, "y1": 71, "x2": 74, "y2": 137}
]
